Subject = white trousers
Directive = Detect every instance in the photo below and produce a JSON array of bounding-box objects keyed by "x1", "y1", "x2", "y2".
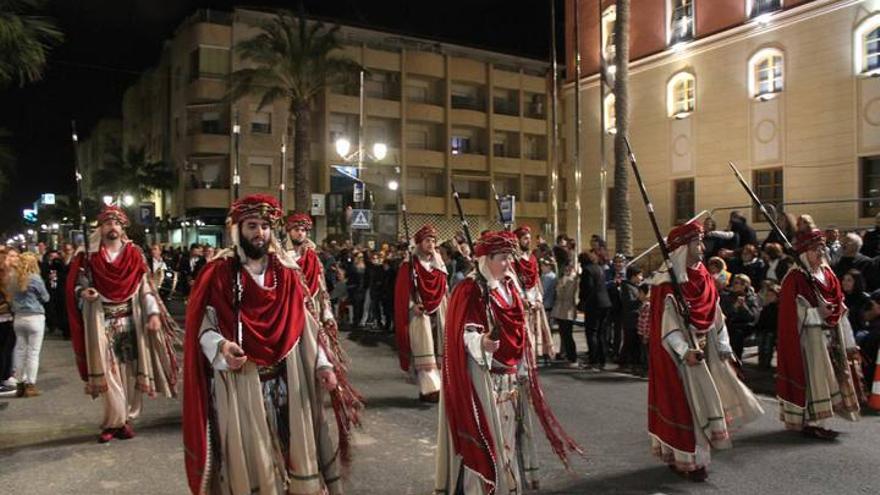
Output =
[{"x1": 12, "y1": 314, "x2": 46, "y2": 384}]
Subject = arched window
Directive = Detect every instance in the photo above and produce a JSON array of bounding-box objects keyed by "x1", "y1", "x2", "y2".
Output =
[
  {"x1": 855, "y1": 14, "x2": 880, "y2": 75},
  {"x1": 748, "y1": 48, "x2": 784, "y2": 99},
  {"x1": 667, "y1": 72, "x2": 695, "y2": 118},
  {"x1": 604, "y1": 93, "x2": 616, "y2": 135}
]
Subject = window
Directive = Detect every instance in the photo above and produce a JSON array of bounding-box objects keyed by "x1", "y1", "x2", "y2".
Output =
[
  {"x1": 328, "y1": 113, "x2": 358, "y2": 147},
  {"x1": 601, "y1": 6, "x2": 617, "y2": 63},
  {"x1": 749, "y1": 0, "x2": 782, "y2": 19},
  {"x1": 669, "y1": 0, "x2": 694, "y2": 45},
  {"x1": 251, "y1": 110, "x2": 272, "y2": 134},
  {"x1": 862, "y1": 156, "x2": 880, "y2": 217},
  {"x1": 748, "y1": 48, "x2": 784, "y2": 99},
  {"x1": 407, "y1": 167, "x2": 445, "y2": 197},
  {"x1": 248, "y1": 158, "x2": 272, "y2": 188},
  {"x1": 856, "y1": 15, "x2": 880, "y2": 75},
  {"x1": 524, "y1": 134, "x2": 547, "y2": 161},
  {"x1": 604, "y1": 93, "x2": 616, "y2": 134},
  {"x1": 524, "y1": 176, "x2": 548, "y2": 202},
  {"x1": 493, "y1": 131, "x2": 519, "y2": 158},
  {"x1": 452, "y1": 177, "x2": 488, "y2": 199},
  {"x1": 494, "y1": 174, "x2": 520, "y2": 198},
  {"x1": 189, "y1": 46, "x2": 230, "y2": 81},
  {"x1": 188, "y1": 108, "x2": 227, "y2": 135},
  {"x1": 667, "y1": 72, "x2": 695, "y2": 118},
  {"x1": 406, "y1": 76, "x2": 442, "y2": 105},
  {"x1": 673, "y1": 178, "x2": 695, "y2": 225},
  {"x1": 407, "y1": 84, "x2": 428, "y2": 103},
  {"x1": 752, "y1": 168, "x2": 783, "y2": 222},
  {"x1": 364, "y1": 71, "x2": 400, "y2": 100},
  {"x1": 406, "y1": 129, "x2": 429, "y2": 150},
  {"x1": 525, "y1": 92, "x2": 545, "y2": 119},
  {"x1": 451, "y1": 127, "x2": 483, "y2": 155},
  {"x1": 188, "y1": 157, "x2": 230, "y2": 189},
  {"x1": 493, "y1": 88, "x2": 520, "y2": 116},
  {"x1": 451, "y1": 83, "x2": 485, "y2": 111}
]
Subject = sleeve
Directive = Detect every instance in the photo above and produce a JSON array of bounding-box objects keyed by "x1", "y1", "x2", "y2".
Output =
[
  {"x1": 707, "y1": 230, "x2": 736, "y2": 240},
  {"x1": 463, "y1": 323, "x2": 488, "y2": 365},
  {"x1": 714, "y1": 301, "x2": 733, "y2": 356},
  {"x1": 316, "y1": 345, "x2": 333, "y2": 370},
  {"x1": 198, "y1": 306, "x2": 228, "y2": 371},
  {"x1": 35, "y1": 277, "x2": 50, "y2": 303},
  {"x1": 796, "y1": 294, "x2": 823, "y2": 330},
  {"x1": 661, "y1": 296, "x2": 690, "y2": 359}
]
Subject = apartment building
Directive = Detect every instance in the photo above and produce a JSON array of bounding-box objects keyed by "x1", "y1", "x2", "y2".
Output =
[
  {"x1": 76, "y1": 117, "x2": 122, "y2": 199},
  {"x1": 122, "y1": 8, "x2": 553, "y2": 245},
  {"x1": 563, "y1": 0, "x2": 880, "y2": 255}
]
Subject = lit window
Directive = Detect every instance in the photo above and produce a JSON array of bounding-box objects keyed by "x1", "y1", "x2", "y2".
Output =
[
  {"x1": 251, "y1": 110, "x2": 272, "y2": 134},
  {"x1": 601, "y1": 6, "x2": 617, "y2": 63},
  {"x1": 669, "y1": 0, "x2": 694, "y2": 45},
  {"x1": 667, "y1": 72, "x2": 695, "y2": 118},
  {"x1": 604, "y1": 93, "x2": 616, "y2": 135},
  {"x1": 856, "y1": 15, "x2": 880, "y2": 75},
  {"x1": 748, "y1": 48, "x2": 784, "y2": 99},
  {"x1": 752, "y1": 168, "x2": 783, "y2": 222},
  {"x1": 748, "y1": 0, "x2": 782, "y2": 19}
]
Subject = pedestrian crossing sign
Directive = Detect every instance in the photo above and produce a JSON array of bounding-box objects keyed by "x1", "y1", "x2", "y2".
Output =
[{"x1": 350, "y1": 208, "x2": 372, "y2": 230}]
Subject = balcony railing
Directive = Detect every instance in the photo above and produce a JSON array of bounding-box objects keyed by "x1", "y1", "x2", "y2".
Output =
[
  {"x1": 493, "y1": 98, "x2": 519, "y2": 116},
  {"x1": 451, "y1": 95, "x2": 485, "y2": 111}
]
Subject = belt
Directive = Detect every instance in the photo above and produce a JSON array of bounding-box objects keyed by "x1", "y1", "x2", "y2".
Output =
[
  {"x1": 490, "y1": 364, "x2": 517, "y2": 375},
  {"x1": 258, "y1": 362, "x2": 285, "y2": 382},
  {"x1": 103, "y1": 302, "x2": 133, "y2": 319}
]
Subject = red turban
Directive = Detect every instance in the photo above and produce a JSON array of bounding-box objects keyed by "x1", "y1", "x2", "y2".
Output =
[
  {"x1": 285, "y1": 212, "x2": 313, "y2": 231},
  {"x1": 474, "y1": 230, "x2": 518, "y2": 257},
  {"x1": 96, "y1": 206, "x2": 130, "y2": 227},
  {"x1": 414, "y1": 224, "x2": 438, "y2": 243},
  {"x1": 513, "y1": 225, "x2": 531, "y2": 238},
  {"x1": 228, "y1": 194, "x2": 283, "y2": 225},
  {"x1": 666, "y1": 220, "x2": 703, "y2": 252},
  {"x1": 794, "y1": 229, "x2": 825, "y2": 254}
]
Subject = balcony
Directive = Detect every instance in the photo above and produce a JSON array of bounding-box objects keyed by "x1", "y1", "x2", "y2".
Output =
[
  {"x1": 493, "y1": 98, "x2": 520, "y2": 117},
  {"x1": 406, "y1": 102, "x2": 445, "y2": 123},
  {"x1": 451, "y1": 95, "x2": 486, "y2": 112},
  {"x1": 188, "y1": 133, "x2": 230, "y2": 155},
  {"x1": 451, "y1": 153, "x2": 488, "y2": 172},
  {"x1": 185, "y1": 188, "x2": 230, "y2": 209},
  {"x1": 406, "y1": 149, "x2": 445, "y2": 168},
  {"x1": 186, "y1": 78, "x2": 226, "y2": 103}
]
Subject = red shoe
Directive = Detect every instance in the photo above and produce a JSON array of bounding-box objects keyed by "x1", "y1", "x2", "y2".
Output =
[
  {"x1": 114, "y1": 423, "x2": 136, "y2": 440},
  {"x1": 98, "y1": 429, "x2": 115, "y2": 443}
]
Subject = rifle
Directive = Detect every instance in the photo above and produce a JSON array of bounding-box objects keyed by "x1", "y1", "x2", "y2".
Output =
[
  {"x1": 623, "y1": 137, "x2": 702, "y2": 359},
  {"x1": 399, "y1": 192, "x2": 422, "y2": 308},
  {"x1": 276, "y1": 132, "x2": 288, "y2": 245},
  {"x1": 232, "y1": 110, "x2": 244, "y2": 348},
  {"x1": 71, "y1": 121, "x2": 92, "y2": 282}
]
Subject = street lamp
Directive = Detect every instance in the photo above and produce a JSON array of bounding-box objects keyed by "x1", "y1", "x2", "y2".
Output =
[
  {"x1": 123, "y1": 194, "x2": 135, "y2": 206},
  {"x1": 387, "y1": 179, "x2": 399, "y2": 191},
  {"x1": 335, "y1": 138, "x2": 351, "y2": 158},
  {"x1": 102, "y1": 195, "x2": 114, "y2": 206}
]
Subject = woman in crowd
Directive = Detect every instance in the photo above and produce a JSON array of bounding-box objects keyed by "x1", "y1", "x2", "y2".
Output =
[
  {"x1": 7, "y1": 251, "x2": 50, "y2": 397},
  {"x1": 841, "y1": 269, "x2": 871, "y2": 336},
  {"x1": 552, "y1": 261, "x2": 579, "y2": 367}
]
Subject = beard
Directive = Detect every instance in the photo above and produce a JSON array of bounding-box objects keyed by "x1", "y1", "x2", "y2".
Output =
[
  {"x1": 291, "y1": 237, "x2": 304, "y2": 247},
  {"x1": 104, "y1": 231, "x2": 120, "y2": 242},
  {"x1": 240, "y1": 235, "x2": 269, "y2": 260},
  {"x1": 519, "y1": 242, "x2": 529, "y2": 252}
]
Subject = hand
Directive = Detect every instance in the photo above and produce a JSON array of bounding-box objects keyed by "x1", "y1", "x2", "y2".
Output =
[
  {"x1": 684, "y1": 349, "x2": 704, "y2": 366},
  {"x1": 481, "y1": 334, "x2": 500, "y2": 353},
  {"x1": 735, "y1": 296, "x2": 745, "y2": 308},
  {"x1": 847, "y1": 347, "x2": 862, "y2": 362},
  {"x1": 146, "y1": 314, "x2": 161, "y2": 333},
  {"x1": 82, "y1": 288, "x2": 99, "y2": 302},
  {"x1": 318, "y1": 368, "x2": 338, "y2": 391},
  {"x1": 221, "y1": 340, "x2": 247, "y2": 371},
  {"x1": 817, "y1": 301, "x2": 833, "y2": 319},
  {"x1": 413, "y1": 304, "x2": 425, "y2": 317}
]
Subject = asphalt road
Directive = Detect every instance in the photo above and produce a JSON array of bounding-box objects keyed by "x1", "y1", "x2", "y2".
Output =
[{"x1": 1, "y1": 327, "x2": 878, "y2": 494}]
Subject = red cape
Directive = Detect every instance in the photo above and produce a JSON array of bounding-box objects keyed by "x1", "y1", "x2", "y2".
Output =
[
  {"x1": 513, "y1": 253, "x2": 539, "y2": 290},
  {"x1": 298, "y1": 246, "x2": 322, "y2": 298},
  {"x1": 182, "y1": 254, "x2": 306, "y2": 495},
  {"x1": 65, "y1": 243, "x2": 148, "y2": 381},
  {"x1": 647, "y1": 264, "x2": 718, "y2": 454},
  {"x1": 776, "y1": 266, "x2": 844, "y2": 408},
  {"x1": 393, "y1": 258, "x2": 447, "y2": 371}
]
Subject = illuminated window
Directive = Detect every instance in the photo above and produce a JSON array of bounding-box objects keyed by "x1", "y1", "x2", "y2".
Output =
[
  {"x1": 667, "y1": 72, "x2": 695, "y2": 118},
  {"x1": 856, "y1": 15, "x2": 880, "y2": 75},
  {"x1": 601, "y1": 6, "x2": 617, "y2": 63},
  {"x1": 669, "y1": 0, "x2": 694, "y2": 45},
  {"x1": 748, "y1": 0, "x2": 782, "y2": 19},
  {"x1": 604, "y1": 93, "x2": 616, "y2": 135},
  {"x1": 748, "y1": 48, "x2": 784, "y2": 99}
]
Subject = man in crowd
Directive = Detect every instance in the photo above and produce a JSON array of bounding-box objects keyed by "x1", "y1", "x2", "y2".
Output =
[
  {"x1": 834, "y1": 233, "x2": 875, "y2": 290},
  {"x1": 65, "y1": 206, "x2": 179, "y2": 443},
  {"x1": 176, "y1": 243, "x2": 205, "y2": 299},
  {"x1": 579, "y1": 249, "x2": 611, "y2": 370},
  {"x1": 776, "y1": 229, "x2": 861, "y2": 439},
  {"x1": 394, "y1": 225, "x2": 448, "y2": 402},
  {"x1": 648, "y1": 221, "x2": 763, "y2": 482},
  {"x1": 513, "y1": 225, "x2": 555, "y2": 361},
  {"x1": 860, "y1": 212, "x2": 880, "y2": 258},
  {"x1": 435, "y1": 230, "x2": 581, "y2": 494},
  {"x1": 183, "y1": 195, "x2": 356, "y2": 495}
]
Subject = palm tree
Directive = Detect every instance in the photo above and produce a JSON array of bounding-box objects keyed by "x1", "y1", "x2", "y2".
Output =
[
  {"x1": 613, "y1": 0, "x2": 633, "y2": 255},
  {"x1": 0, "y1": 0, "x2": 64, "y2": 88},
  {"x1": 229, "y1": 11, "x2": 361, "y2": 212},
  {"x1": 0, "y1": 129, "x2": 13, "y2": 198},
  {"x1": 93, "y1": 146, "x2": 177, "y2": 206}
]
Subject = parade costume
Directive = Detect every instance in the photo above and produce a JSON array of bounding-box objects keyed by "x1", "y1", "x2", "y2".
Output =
[
  {"x1": 183, "y1": 195, "x2": 360, "y2": 495},
  {"x1": 434, "y1": 231, "x2": 581, "y2": 494},
  {"x1": 512, "y1": 225, "x2": 556, "y2": 358},
  {"x1": 65, "y1": 206, "x2": 179, "y2": 441},
  {"x1": 776, "y1": 229, "x2": 860, "y2": 433},
  {"x1": 394, "y1": 224, "x2": 448, "y2": 401},
  {"x1": 647, "y1": 221, "x2": 763, "y2": 476}
]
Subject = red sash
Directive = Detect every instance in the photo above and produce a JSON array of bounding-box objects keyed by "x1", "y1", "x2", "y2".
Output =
[
  {"x1": 514, "y1": 253, "x2": 539, "y2": 290},
  {"x1": 393, "y1": 258, "x2": 447, "y2": 371}
]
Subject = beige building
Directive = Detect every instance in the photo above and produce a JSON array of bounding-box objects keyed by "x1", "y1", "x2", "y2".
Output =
[
  {"x1": 122, "y1": 8, "x2": 554, "y2": 246},
  {"x1": 563, "y1": 0, "x2": 880, "y2": 258},
  {"x1": 77, "y1": 117, "x2": 122, "y2": 198}
]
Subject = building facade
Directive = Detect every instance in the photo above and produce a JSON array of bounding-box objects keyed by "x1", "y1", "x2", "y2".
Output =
[
  {"x1": 77, "y1": 117, "x2": 122, "y2": 199},
  {"x1": 563, "y1": 0, "x2": 880, "y2": 256},
  {"x1": 123, "y1": 8, "x2": 554, "y2": 246}
]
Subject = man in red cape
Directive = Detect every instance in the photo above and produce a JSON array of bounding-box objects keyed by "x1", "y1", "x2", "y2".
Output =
[
  {"x1": 65, "y1": 205, "x2": 179, "y2": 443},
  {"x1": 394, "y1": 224, "x2": 447, "y2": 402},
  {"x1": 776, "y1": 228, "x2": 860, "y2": 439},
  {"x1": 647, "y1": 221, "x2": 763, "y2": 482},
  {"x1": 435, "y1": 230, "x2": 581, "y2": 494},
  {"x1": 512, "y1": 225, "x2": 556, "y2": 361},
  {"x1": 182, "y1": 195, "x2": 359, "y2": 495}
]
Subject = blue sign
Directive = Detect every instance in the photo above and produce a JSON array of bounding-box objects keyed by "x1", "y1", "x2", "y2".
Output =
[
  {"x1": 353, "y1": 182, "x2": 365, "y2": 203},
  {"x1": 499, "y1": 195, "x2": 516, "y2": 225},
  {"x1": 139, "y1": 203, "x2": 155, "y2": 226},
  {"x1": 350, "y1": 208, "x2": 372, "y2": 230}
]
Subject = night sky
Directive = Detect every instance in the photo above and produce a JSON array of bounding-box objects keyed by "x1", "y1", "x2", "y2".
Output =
[{"x1": 0, "y1": 0, "x2": 563, "y2": 231}]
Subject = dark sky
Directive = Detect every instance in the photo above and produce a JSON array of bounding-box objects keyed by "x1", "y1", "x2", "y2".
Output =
[{"x1": 0, "y1": 0, "x2": 563, "y2": 231}]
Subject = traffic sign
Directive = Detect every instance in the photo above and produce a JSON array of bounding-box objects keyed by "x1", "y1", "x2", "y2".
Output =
[
  {"x1": 139, "y1": 203, "x2": 155, "y2": 226},
  {"x1": 350, "y1": 208, "x2": 372, "y2": 230},
  {"x1": 353, "y1": 182, "x2": 364, "y2": 203},
  {"x1": 499, "y1": 195, "x2": 516, "y2": 225}
]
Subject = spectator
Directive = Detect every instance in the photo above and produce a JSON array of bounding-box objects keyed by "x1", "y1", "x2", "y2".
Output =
[
  {"x1": 825, "y1": 227, "x2": 842, "y2": 266},
  {"x1": 450, "y1": 254, "x2": 473, "y2": 290},
  {"x1": 755, "y1": 283, "x2": 780, "y2": 369},
  {"x1": 720, "y1": 273, "x2": 760, "y2": 360},
  {"x1": 762, "y1": 208, "x2": 797, "y2": 250},
  {"x1": 703, "y1": 217, "x2": 735, "y2": 260},
  {"x1": 346, "y1": 251, "x2": 367, "y2": 328},
  {"x1": 380, "y1": 255, "x2": 398, "y2": 333},
  {"x1": 551, "y1": 261, "x2": 579, "y2": 366},
  {"x1": 796, "y1": 214, "x2": 817, "y2": 234},
  {"x1": 0, "y1": 249, "x2": 16, "y2": 396},
  {"x1": 364, "y1": 251, "x2": 385, "y2": 329},
  {"x1": 553, "y1": 235, "x2": 571, "y2": 275},
  {"x1": 860, "y1": 291, "x2": 880, "y2": 392},
  {"x1": 578, "y1": 250, "x2": 611, "y2": 370},
  {"x1": 763, "y1": 242, "x2": 792, "y2": 284},
  {"x1": 841, "y1": 269, "x2": 871, "y2": 336},
  {"x1": 834, "y1": 233, "x2": 875, "y2": 290},
  {"x1": 540, "y1": 258, "x2": 557, "y2": 315},
  {"x1": 176, "y1": 243, "x2": 206, "y2": 298},
  {"x1": 729, "y1": 244, "x2": 766, "y2": 289},
  {"x1": 707, "y1": 256, "x2": 732, "y2": 291},
  {"x1": 729, "y1": 211, "x2": 758, "y2": 249},
  {"x1": 861, "y1": 212, "x2": 880, "y2": 258},
  {"x1": 635, "y1": 283, "x2": 652, "y2": 375},
  {"x1": 618, "y1": 265, "x2": 644, "y2": 371},
  {"x1": 7, "y1": 252, "x2": 50, "y2": 398},
  {"x1": 607, "y1": 253, "x2": 627, "y2": 360}
]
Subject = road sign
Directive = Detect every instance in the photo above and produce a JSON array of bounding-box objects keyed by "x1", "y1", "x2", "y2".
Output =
[
  {"x1": 353, "y1": 182, "x2": 364, "y2": 203},
  {"x1": 350, "y1": 208, "x2": 372, "y2": 230},
  {"x1": 499, "y1": 195, "x2": 516, "y2": 225},
  {"x1": 139, "y1": 203, "x2": 155, "y2": 226}
]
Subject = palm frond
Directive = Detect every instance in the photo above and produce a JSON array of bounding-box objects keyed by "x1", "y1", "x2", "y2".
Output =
[{"x1": 0, "y1": 0, "x2": 63, "y2": 88}]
